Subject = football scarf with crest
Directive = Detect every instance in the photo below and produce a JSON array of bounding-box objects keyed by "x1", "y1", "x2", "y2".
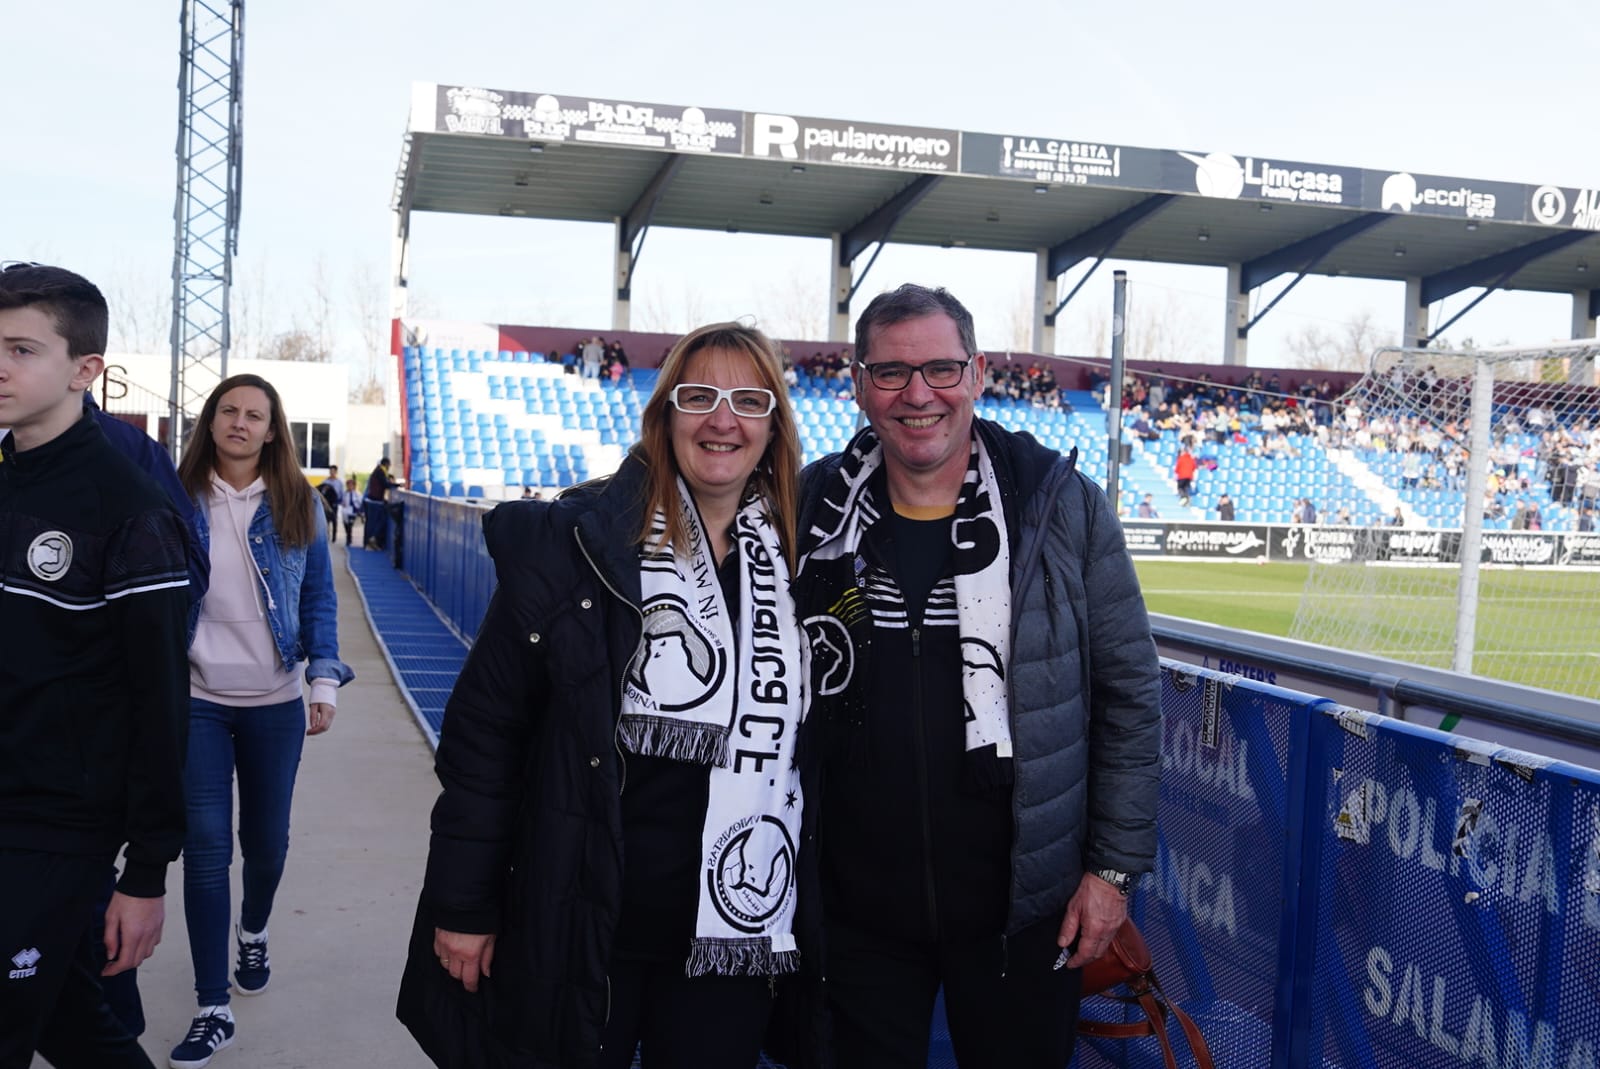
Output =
[
  {"x1": 800, "y1": 427, "x2": 1015, "y2": 766},
  {"x1": 619, "y1": 479, "x2": 805, "y2": 977}
]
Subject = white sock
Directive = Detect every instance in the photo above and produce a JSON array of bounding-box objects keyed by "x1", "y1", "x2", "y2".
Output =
[
  {"x1": 198, "y1": 1004, "x2": 234, "y2": 1022},
  {"x1": 238, "y1": 924, "x2": 267, "y2": 943}
]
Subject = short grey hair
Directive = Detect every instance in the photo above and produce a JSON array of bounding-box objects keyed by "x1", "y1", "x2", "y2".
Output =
[{"x1": 854, "y1": 284, "x2": 979, "y2": 364}]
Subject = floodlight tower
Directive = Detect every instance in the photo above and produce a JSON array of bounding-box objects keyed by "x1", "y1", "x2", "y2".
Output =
[{"x1": 168, "y1": 0, "x2": 244, "y2": 455}]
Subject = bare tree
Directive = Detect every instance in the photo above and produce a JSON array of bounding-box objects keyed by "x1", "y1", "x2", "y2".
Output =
[
  {"x1": 348, "y1": 260, "x2": 388, "y2": 403},
  {"x1": 998, "y1": 288, "x2": 1035, "y2": 353},
  {"x1": 1287, "y1": 311, "x2": 1393, "y2": 372},
  {"x1": 103, "y1": 260, "x2": 171, "y2": 355},
  {"x1": 635, "y1": 280, "x2": 708, "y2": 333},
  {"x1": 260, "y1": 328, "x2": 329, "y2": 363},
  {"x1": 230, "y1": 255, "x2": 273, "y2": 363},
  {"x1": 1123, "y1": 288, "x2": 1206, "y2": 364},
  {"x1": 753, "y1": 268, "x2": 825, "y2": 342}
]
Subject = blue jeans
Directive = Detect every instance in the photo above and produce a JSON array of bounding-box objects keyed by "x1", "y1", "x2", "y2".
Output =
[{"x1": 181, "y1": 697, "x2": 305, "y2": 1007}]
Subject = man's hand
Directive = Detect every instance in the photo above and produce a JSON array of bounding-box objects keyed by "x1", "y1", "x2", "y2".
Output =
[
  {"x1": 434, "y1": 928, "x2": 496, "y2": 993},
  {"x1": 1056, "y1": 872, "x2": 1128, "y2": 970},
  {"x1": 103, "y1": 892, "x2": 164, "y2": 976}
]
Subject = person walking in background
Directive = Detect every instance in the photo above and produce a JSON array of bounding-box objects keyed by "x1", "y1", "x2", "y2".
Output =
[
  {"x1": 398, "y1": 322, "x2": 812, "y2": 1069},
  {"x1": 1136, "y1": 493, "x2": 1159, "y2": 519},
  {"x1": 338, "y1": 477, "x2": 363, "y2": 546},
  {"x1": 169, "y1": 374, "x2": 354, "y2": 1068},
  {"x1": 316, "y1": 466, "x2": 341, "y2": 543},
  {"x1": 795, "y1": 284, "x2": 1161, "y2": 1068},
  {"x1": 1, "y1": 263, "x2": 191, "y2": 1069},
  {"x1": 363, "y1": 456, "x2": 391, "y2": 550}
]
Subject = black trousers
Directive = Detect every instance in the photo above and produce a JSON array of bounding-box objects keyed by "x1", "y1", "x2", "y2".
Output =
[
  {"x1": 825, "y1": 914, "x2": 1082, "y2": 1069},
  {"x1": 0, "y1": 849, "x2": 154, "y2": 1069},
  {"x1": 595, "y1": 955, "x2": 773, "y2": 1069}
]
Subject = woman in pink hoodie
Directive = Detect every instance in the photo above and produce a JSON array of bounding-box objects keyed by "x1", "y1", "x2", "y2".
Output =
[{"x1": 169, "y1": 374, "x2": 353, "y2": 1069}]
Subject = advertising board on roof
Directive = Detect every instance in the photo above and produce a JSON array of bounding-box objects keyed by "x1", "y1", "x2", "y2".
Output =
[
  {"x1": 1371, "y1": 171, "x2": 1527, "y2": 222},
  {"x1": 745, "y1": 112, "x2": 957, "y2": 173},
  {"x1": 959, "y1": 132, "x2": 1164, "y2": 189},
  {"x1": 433, "y1": 86, "x2": 743, "y2": 155},
  {"x1": 1530, "y1": 185, "x2": 1600, "y2": 230},
  {"x1": 1172, "y1": 150, "x2": 1361, "y2": 207}
]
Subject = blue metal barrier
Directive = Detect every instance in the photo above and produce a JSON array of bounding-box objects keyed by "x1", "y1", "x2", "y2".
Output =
[{"x1": 391, "y1": 492, "x2": 1600, "y2": 1068}]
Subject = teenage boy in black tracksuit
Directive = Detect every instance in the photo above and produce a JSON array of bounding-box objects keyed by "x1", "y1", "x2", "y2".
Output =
[{"x1": 0, "y1": 264, "x2": 191, "y2": 1069}]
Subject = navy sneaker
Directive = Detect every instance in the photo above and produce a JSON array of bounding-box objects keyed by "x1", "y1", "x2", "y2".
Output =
[
  {"x1": 169, "y1": 1006, "x2": 234, "y2": 1069},
  {"x1": 233, "y1": 925, "x2": 270, "y2": 995}
]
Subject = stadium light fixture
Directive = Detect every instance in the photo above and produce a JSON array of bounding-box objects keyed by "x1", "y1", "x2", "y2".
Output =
[
  {"x1": 985, "y1": 209, "x2": 1000, "y2": 223},
  {"x1": 1258, "y1": 203, "x2": 1272, "y2": 213},
  {"x1": 1393, "y1": 246, "x2": 1406, "y2": 258},
  {"x1": 790, "y1": 164, "x2": 806, "y2": 174},
  {"x1": 1032, "y1": 184, "x2": 1048, "y2": 194},
  {"x1": 513, "y1": 173, "x2": 530, "y2": 187},
  {"x1": 1196, "y1": 228, "x2": 1209, "y2": 242},
  {"x1": 1578, "y1": 261, "x2": 1589, "y2": 273},
  {"x1": 528, "y1": 143, "x2": 545, "y2": 154},
  {"x1": 1465, "y1": 221, "x2": 1479, "y2": 232},
  {"x1": 758, "y1": 191, "x2": 774, "y2": 205}
]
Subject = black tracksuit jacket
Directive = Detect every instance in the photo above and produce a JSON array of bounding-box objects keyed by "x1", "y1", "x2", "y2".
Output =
[{"x1": 0, "y1": 414, "x2": 191, "y2": 897}]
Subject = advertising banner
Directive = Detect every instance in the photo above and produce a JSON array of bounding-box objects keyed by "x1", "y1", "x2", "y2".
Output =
[
  {"x1": 1166, "y1": 150, "x2": 1363, "y2": 208},
  {"x1": 1122, "y1": 521, "x2": 1167, "y2": 556},
  {"x1": 1303, "y1": 710, "x2": 1600, "y2": 1068},
  {"x1": 1528, "y1": 184, "x2": 1600, "y2": 230},
  {"x1": 433, "y1": 86, "x2": 743, "y2": 154},
  {"x1": 1561, "y1": 532, "x2": 1600, "y2": 567},
  {"x1": 1366, "y1": 171, "x2": 1528, "y2": 223},
  {"x1": 1477, "y1": 530, "x2": 1560, "y2": 566},
  {"x1": 745, "y1": 112, "x2": 957, "y2": 173},
  {"x1": 959, "y1": 132, "x2": 1164, "y2": 189},
  {"x1": 1160, "y1": 523, "x2": 1270, "y2": 559}
]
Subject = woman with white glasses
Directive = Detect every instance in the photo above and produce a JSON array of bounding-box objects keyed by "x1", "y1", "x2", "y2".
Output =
[{"x1": 399, "y1": 322, "x2": 814, "y2": 1069}]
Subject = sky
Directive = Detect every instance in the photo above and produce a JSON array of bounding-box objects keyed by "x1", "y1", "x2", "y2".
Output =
[{"x1": 6, "y1": 0, "x2": 1597, "y2": 382}]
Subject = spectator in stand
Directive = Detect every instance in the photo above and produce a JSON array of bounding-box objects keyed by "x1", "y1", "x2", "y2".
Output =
[
  {"x1": 1335, "y1": 507, "x2": 1352, "y2": 526},
  {"x1": 1387, "y1": 507, "x2": 1405, "y2": 527},
  {"x1": 1215, "y1": 493, "x2": 1235, "y2": 522},
  {"x1": 607, "y1": 339, "x2": 630, "y2": 381},
  {"x1": 1173, "y1": 444, "x2": 1197, "y2": 506},
  {"x1": 1579, "y1": 503, "x2": 1596, "y2": 532},
  {"x1": 1136, "y1": 494, "x2": 1159, "y2": 519},
  {"x1": 580, "y1": 336, "x2": 605, "y2": 380}
]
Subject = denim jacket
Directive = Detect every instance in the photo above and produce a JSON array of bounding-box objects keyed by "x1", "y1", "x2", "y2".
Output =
[{"x1": 188, "y1": 494, "x2": 355, "y2": 688}]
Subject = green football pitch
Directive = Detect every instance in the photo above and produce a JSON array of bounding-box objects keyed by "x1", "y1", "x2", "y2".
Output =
[{"x1": 1132, "y1": 559, "x2": 1600, "y2": 700}]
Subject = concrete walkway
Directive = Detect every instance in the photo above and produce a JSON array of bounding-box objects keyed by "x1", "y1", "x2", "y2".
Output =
[{"x1": 36, "y1": 542, "x2": 441, "y2": 1068}]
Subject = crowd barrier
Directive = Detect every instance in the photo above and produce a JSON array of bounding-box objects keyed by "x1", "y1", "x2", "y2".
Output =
[{"x1": 394, "y1": 490, "x2": 1600, "y2": 1068}]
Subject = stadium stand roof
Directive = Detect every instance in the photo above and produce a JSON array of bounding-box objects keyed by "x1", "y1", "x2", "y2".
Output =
[{"x1": 391, "y1": 84, "x2": 1600, "y2": 353}]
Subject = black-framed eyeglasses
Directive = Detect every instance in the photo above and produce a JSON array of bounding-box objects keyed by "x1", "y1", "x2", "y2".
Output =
[
  {"x1": 859, "y1": 358, "x2": 972, "y2": 391},
  {"x1": 669, "y1": 383, "x2": 777, "y2": 418}
]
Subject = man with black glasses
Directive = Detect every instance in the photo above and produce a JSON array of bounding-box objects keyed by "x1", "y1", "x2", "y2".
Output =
[{"x1": 794, "y1": 284, "x2": 1161, "y2": 1069}]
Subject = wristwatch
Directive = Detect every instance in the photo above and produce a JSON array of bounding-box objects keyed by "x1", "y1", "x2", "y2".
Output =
[{"x1": 1093, "y1": 868, "x2": 1134, "y2": 896}]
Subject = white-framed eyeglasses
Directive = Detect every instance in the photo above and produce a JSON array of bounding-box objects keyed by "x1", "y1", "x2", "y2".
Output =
[{"x1": 669, "y1": 383, "x2": 776, "y2": 418}]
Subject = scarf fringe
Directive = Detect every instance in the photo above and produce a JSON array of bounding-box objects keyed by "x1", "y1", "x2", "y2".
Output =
[
  {"x1": 617, "y1": 716, "x2": 731, "y2": 768},
  {"x1": 685, "y1": 937, "x2": 801, "y2": 978}
]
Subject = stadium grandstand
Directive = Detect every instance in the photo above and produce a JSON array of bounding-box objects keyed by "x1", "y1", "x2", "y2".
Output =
[{"x1": 399, "y1": 335, "x2": 1600, "y2": 535}]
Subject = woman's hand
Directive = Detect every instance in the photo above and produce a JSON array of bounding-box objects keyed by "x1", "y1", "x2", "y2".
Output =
[
  {"x1": 307, "y1": 702, "x2": 335, "y2": 736},
  {"x1": 434, "y1": 928, "x2": 496, "y2": 993}
]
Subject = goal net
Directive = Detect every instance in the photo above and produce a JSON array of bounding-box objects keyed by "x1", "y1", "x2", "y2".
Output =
[{"x1": 1289, "y1": 343, "x2": 1600, "y2": 699}]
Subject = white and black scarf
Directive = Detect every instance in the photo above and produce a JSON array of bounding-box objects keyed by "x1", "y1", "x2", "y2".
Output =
[
  {"x1": 619, "y1": 479, "x2": 805, "y2": 977},
  {"x1": 800, "y1": 428, "x2": 1014, "y2": 761}
]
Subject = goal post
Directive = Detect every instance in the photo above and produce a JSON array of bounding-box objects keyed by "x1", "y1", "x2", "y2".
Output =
[{"x1": 1288, "y1": 341, "x2": 1600, "y2": 699}]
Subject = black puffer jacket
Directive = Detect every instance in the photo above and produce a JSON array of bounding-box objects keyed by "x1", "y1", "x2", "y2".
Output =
[
  {"x1": 796, "y1": 419, "x2": 1162, "y2": 938},
  {"x1": 397, "y1": 456, "x2": 826, "y2": 1069},
  {"x1": 399, "y1": 459, "x2": 649, "y2": 1068}
]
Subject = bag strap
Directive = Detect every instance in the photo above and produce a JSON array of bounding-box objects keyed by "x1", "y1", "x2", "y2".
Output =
[{"x1": 1076, "y1": 978, "x2": 1215, "y2": 1069}]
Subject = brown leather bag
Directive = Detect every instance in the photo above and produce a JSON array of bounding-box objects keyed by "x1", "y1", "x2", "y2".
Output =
[{"x1": 1077, "y1": 918, "x2": 1216, "y2": 1069}]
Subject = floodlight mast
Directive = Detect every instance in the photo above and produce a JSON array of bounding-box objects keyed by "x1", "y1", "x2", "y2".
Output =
[{"x1": 168, "y1": 0, "x2": 244, "y2": 457}]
